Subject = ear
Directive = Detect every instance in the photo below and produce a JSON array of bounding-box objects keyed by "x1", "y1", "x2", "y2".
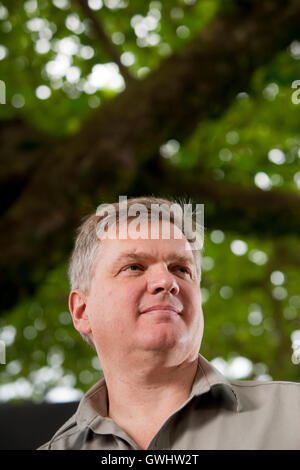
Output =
[{"x1": 69, "y1": 289, "x2": 92, "y2": 335}]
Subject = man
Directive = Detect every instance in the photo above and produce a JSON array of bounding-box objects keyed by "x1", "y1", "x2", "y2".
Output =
[{"x1": 39, "y1": 196, "x2": 300, "y2": 450}]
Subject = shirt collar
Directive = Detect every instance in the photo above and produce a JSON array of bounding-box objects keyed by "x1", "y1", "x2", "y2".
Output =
[
  {"x1": 192, "y1": 354, "x2": 242, "y2": 412},
  {"x1": 75, "y1": 354, "x2": 242, "y2": 429},
  {"x1": 75, "y1": 378, "x2": 108, "y2": 427}
]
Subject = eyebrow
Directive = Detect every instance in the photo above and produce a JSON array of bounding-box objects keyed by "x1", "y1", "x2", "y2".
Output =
[{"x1": 111, "y1": 251, "x2": 196, "y2": 269}]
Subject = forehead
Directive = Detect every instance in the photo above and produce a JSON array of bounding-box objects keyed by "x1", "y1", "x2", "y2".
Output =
[
  {"x1": 102, "y1": 236, "x2": 193, "y2": 260},
  {"x1": 97, "y1": 219, "x2": 198, "y2": 267}
]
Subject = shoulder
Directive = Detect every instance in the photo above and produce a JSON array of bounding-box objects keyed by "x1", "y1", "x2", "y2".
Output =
[
  {"x1": 37, "y1": 412, "x2": 81, "y2": 450},
  {"x1": 37, "y1": 378, "x2": 107, "y2": 450},
  {"x1": 231, "y1": 378, "x2": 300, "y2": 389},
  {"x1": 229, "y1": 378, "x2": 300, "y2": 411}
]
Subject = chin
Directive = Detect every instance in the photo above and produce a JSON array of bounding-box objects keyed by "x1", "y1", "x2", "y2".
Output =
[{"x1": 138, "y1": 328, "x2": 183, "y2": 352}]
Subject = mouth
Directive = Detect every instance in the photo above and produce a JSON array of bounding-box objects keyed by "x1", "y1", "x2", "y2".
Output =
[{"x1": 140, "y1": 305, "x2": 182, "y2": 315}]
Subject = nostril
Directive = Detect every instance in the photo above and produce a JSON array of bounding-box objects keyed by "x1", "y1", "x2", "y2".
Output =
[{"x1": 155, "y1": 287, "x2": 164, "y2": 293}]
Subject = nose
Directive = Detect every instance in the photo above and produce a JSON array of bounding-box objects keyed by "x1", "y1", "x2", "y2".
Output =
[{"x1": 147, "y1": 264, "x2": 180, "y2": 295}]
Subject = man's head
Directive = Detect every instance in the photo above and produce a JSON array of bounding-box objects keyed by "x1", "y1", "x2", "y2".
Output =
[{"x1": 68, "y1": 196, "x2": 204, "y2": 368}]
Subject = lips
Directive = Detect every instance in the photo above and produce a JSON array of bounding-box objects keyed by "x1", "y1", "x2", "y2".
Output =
[{"x1": 141, "y1": 305, "x2": 182, "y2": 315}]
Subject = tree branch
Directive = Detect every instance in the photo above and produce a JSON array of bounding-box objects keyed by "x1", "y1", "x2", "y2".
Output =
[
  {"x1": 0, "y1": 119, "x2": 57, "y2": 216},
  {"x1": 75, "y1": 0, "x2": 134, "y2": 85},
  {"x1": 157, "y1": 167, "x2": 300, "y2": 237}
]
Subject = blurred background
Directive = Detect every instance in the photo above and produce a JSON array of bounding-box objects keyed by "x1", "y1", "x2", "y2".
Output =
[{"x1": 0, "y1": 0, "x2": 300, "y2": 449}]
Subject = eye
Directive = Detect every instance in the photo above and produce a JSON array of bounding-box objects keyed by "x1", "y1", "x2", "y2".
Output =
[
  {"x1": 172, "y1": 266, "x2": 192, "y2": 277},
  {"x1": 124, "y1": 264, "x2": 144, "y2": 272}
]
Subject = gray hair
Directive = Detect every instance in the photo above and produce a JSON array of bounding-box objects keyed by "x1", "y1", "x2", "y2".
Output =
[{"x1": 68, "y1": 196, "x2": 204, "y2": 349}]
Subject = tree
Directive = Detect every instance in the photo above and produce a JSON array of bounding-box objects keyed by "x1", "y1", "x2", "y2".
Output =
[{"x1": 0, "y1": 0, "x2": 299, "y2": 402}]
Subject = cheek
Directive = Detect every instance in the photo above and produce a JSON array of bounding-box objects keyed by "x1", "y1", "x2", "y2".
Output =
[
  {"x1": 185, "y1": 286, "x2": 202, "y2": 313},
  {"x1": 88, "y1": 285, "x2": 140, "y2": 331}
]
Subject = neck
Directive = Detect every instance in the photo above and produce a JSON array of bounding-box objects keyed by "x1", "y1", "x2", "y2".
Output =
[{"x1": 102, "y1": 354, "x2": 199, "y2": 447}]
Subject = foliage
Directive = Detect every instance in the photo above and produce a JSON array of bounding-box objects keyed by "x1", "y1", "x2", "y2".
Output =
[
  {"x1": 0, "y1": 0, "x2": 300, "y2": 402},
  {"x1": 0, "y1": 0, "x2": 219, "y2": 135}
]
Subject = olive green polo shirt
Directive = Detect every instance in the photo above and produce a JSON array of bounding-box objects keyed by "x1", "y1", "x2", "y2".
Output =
[{"x1": 38, "y1": 354, "x2": 300, "y2": 450}]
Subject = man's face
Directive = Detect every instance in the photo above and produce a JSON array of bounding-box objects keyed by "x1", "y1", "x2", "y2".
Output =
[{"x1": 81, "y1": 221, "x2": 204, "y2": 367}]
